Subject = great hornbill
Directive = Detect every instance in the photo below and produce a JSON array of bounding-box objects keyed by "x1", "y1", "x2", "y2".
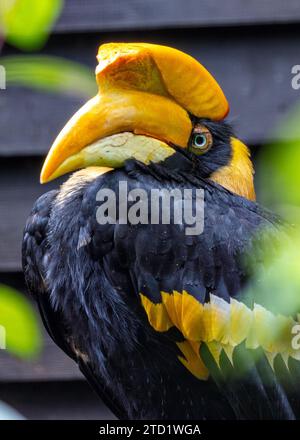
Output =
[{"x1": 23, "y1": 43, "x2": 300, "y2": 420}]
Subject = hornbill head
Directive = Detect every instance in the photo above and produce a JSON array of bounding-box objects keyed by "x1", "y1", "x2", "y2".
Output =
[{"x1": 40, "y1": 42, "x2": 255, "y2": 200}]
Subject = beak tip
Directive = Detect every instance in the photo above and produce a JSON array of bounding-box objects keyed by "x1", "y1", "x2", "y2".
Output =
[
  {"x1": 40, "y1": 171, "x2": 45, "y2": 184},
  {"x1": 40, "y1": 169, "x2": 50, "y2": 184},
  {"x1": 40, "y1": 157, "x2": 54, "y2": 184}
]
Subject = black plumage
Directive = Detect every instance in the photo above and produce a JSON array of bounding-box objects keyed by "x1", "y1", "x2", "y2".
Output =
[{"x1": 23, "y1": 119, "x2": 298, "y2": 419}]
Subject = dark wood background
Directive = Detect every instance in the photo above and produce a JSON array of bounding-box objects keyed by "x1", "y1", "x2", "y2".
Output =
[{"x1": 0, "y1": 0, "x2": 299, "y2": 419}]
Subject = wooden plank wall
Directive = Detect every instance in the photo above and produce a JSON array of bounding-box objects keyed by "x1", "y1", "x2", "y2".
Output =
[
  {"x1": 0, "y1": 0, "x2": 299, "y2": 418},
  {"x1": 55, "y1": 0, "x2": 300, "y2": 31}
]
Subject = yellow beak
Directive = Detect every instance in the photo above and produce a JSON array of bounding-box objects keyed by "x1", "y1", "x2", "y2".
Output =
[{"x1": 40, "y1": 43, "x2": 229, "y2": 184}]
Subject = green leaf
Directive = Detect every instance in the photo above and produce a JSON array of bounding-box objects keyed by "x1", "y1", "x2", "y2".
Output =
[
  {"x1": 258, "y1": 100, "x2": 300, "y2": 219},
  {"x1": 1, "y1": 55, "x2": 96, "y2": 98},
  {"x1": 244, "y1": 230, "x2": 300, "y2": 316},
  {"x1": 0, "y1": 284, "x2": 42, "y2": 359},
  {"x1": 0, "y1": 0, "x2": 63, "y2": 51}
]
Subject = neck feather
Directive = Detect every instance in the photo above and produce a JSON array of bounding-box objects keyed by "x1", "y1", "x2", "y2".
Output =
[{"x1": 210, "y1": 138, "x2": 255, "y2": 201}]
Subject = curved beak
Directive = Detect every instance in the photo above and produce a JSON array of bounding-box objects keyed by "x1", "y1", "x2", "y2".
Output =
[
  {"x1": 40, "y1": 90, "x2": 191, "y2": 183},
  {"x1": 40, "y1": 42, "x2": 229, "y2": 184}
]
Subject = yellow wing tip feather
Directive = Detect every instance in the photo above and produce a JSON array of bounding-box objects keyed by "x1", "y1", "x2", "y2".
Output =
[{"x1": 139, "y1": 290, "x2": 300, "y2": 380}]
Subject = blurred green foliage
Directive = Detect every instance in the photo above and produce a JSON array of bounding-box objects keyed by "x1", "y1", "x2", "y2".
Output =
[
  {"x1": 0, "y1": 0, "x2": 63, "y2": 51},
  {"x1": 258, "y1": 102, "x2": 300, "y2": 217},
  {"x1": 2, "y1": 55, "x2": 96, "y2": 98},
  {"x1": 246, "y1": 100, "x2": 300, "y2": 319},
  {"x1": 0, "y1": 284, "x2": 41, "y2": 359},
  {"x1": 0, "y1": 0, "x2": 95, "y2": 98},
  {"x1": 244, "y1": 230, "x2": 300, "y2": 316}
]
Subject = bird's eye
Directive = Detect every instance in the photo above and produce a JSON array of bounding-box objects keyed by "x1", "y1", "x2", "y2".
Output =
[
  {"x1": 190, "y1": 126, "x2": 213, "y2": 154},
  {"x1": 194, "y1": 134, "x2": 207, "y2": 148}
]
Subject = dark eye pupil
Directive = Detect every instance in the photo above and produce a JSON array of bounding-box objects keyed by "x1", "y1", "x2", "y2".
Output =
[{"x1": 194, "y1": 134, "x2": 207, "y2": 148}]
